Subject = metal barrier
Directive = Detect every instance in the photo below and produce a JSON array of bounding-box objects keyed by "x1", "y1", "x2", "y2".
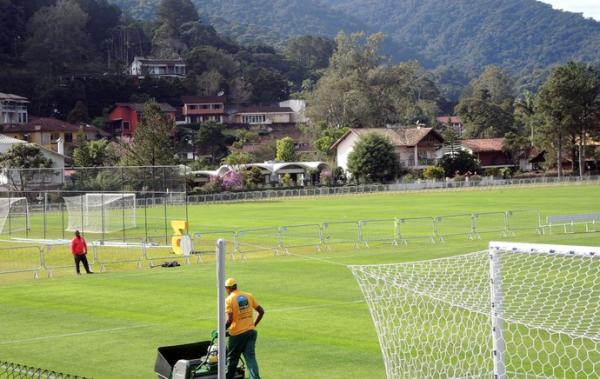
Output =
[
  {"x1": 505, "y1": 209, "x2": 543, "y2": 235},
  {"x1": 546, "y1": 213, "x2": 600, "y2": 234},
  {"x1": 359, "y1": 219, "x2": 397, "y2": 247},
  {"x1": 0, "y1": 360, "x2": 88, "y2": 378},
  {"x1": 321, "y1": 221, "x2": 361, "y2": 249},
  {"x1": 395, "y1": 217, "x2": 437, "y2": 244},
  {"x1": 234, "y1": 227, "x2": 281, "y2": 258},
  {"x1": 0, "y1": 245, "x2": 43, "y2": 279},
  {"x1": 278, "y1": 224, "x2": 323, "y2": 253}
]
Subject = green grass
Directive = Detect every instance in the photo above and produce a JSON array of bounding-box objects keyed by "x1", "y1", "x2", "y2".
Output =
[{"x1": 0, "y1": 184, "x2": 599, "y2": 378}]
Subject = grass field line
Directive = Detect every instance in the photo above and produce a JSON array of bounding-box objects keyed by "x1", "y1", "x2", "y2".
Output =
[{"x1": 1, "y1": 299, "x2": 365, "y2": 346}]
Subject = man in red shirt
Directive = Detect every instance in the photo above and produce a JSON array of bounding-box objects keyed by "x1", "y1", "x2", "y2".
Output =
[{"x1": 71, "y1": 230, "x2": 93, "y2": 275}]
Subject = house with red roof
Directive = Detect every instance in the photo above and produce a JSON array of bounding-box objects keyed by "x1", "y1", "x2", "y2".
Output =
[
  {"x1": 2, "y1": 117, "x2": 109, "y2": 156},
  {"x1": 107, "y1": 103, "x2": 177, "y2": 139},
  {"x1": 460, "y1": 138, "x2": 514, "y2": 168},
  {"x1": 332, "y1": 127, "x2": 445, "y2": 172},
  {"x1": 181, "y1": 96, "x2": 226, "y2": 124}
]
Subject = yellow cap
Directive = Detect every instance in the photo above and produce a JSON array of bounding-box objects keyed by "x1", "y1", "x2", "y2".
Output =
[{"x1": 225, "y1": 278, "x2": 237, "y2": 287}]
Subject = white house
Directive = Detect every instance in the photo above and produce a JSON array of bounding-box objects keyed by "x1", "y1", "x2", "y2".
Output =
[
  {"x1": 0, "y1": 92, "x2": 29, "y2": 125},
  {"x1": 0, "y1": 134, "x2": 65, "y2": 190},
  {"x1": 332, "y1": 127, "x2": 444, "y2": 172},
  {"x1": 129, "y1": 56, "x2": 186, "y2": 79}
]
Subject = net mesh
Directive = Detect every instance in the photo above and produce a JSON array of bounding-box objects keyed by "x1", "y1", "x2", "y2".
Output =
[
  {"x1": 0, "y1": 197, "x2": 29, "y2": 234},
  {"x1": 350, "y1": 244, "x2": 600, "y2": 378},
  {"x1": 63, "y1": 193, "x2": 136, "y2": 233}
]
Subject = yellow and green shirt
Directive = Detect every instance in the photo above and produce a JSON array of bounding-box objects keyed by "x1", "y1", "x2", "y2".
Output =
[{"x1": 225, "y1": 290, "x2": 260, "y2": 336}]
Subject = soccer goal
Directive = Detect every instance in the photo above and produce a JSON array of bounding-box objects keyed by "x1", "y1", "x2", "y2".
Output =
[
  {"x1": 64, "y1": 193, "x2": 136, "y2": 233},
  {"x1": 350, "y1": 241, "x2": 599, "y2": 378},
  {"x1": 0, "y1": 197, "x2": 30, "y2": 234}
]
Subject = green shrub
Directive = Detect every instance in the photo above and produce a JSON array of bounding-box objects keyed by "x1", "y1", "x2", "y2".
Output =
[{"x1": 423, "y1": 166, "x2": 445, "y2": 180}]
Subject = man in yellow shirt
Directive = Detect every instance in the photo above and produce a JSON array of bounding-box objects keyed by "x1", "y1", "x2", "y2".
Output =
[{"x1": 225, "y1": 278, "x2": 265, "y2": 379}]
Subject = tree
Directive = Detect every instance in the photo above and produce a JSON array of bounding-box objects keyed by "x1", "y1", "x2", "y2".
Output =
[
  {"x1": 24, "y1": 0, "x2": 92, "y2": 76},
  {"x1": 470, "y1": 65, "x2": 515, "y2": 106},
  {"x1": 67, "y1": 100, "x2": 91, "y2": 124},
  {"x1": 121, "y1": 99, "x2": 176, "y2": 166},
  {"x1": 347, "y1": 133, "x2": 400, "y2": 183},
  {"x1": 221, "y1": 152, "x2": 255, "y2": 166},
  {"x1": 437, "y1": 150, "x2": 480, "y2": 177},
  {"x1": 245, "y1": 166, "x2": 264, "y2": 187},
  {"x1": 535, "y1": 62, "x2": 600, "y2": 178},
  {"x1": 285, "y1": 35, "x2": 336, "y2": 72},
  {"x1": 276, "y1": 137, "x2": 296, "y2": 162},
  {"x1": 441, "y1": 127, "x2": 460, "y2": 156},
  {"x1": 72, "y1": 138, "x2": 113, "y2": 167},
  {"x1": 503, "y1": 132, "x2": 531, "y2": 164},
  {"x1": 0, "y1": 143, "x2": 53, "y2": 191},
  {"x1": 195, "y1": 121, "x2": 229, "y2": 166},
  {"x1": 455, "y1": 89, "x2": 515, "y2": 138}
]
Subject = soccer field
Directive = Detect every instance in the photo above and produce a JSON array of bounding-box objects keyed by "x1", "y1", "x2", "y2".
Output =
[{"x1": 0, "y1": 184, "x2": 599, "y2": 378}]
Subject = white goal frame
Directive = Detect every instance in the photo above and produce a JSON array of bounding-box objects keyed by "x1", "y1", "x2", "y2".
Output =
[
  {"x1": 350, "y1": 241, "x2": 600, "y2": 379},
  {"x1": 64, "y1": 193, "x2": 137, "y2": 234},
  {"x1": 0, "y1": 197, "x2": 30, "y2": 234},
  {"x1": 488, "y1": 242, "x2": 600, "y2": 379}
]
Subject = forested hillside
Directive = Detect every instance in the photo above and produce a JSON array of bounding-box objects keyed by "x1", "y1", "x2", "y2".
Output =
[{"x1": 111, "y1": 0, "x2": 600, "y2": 75}]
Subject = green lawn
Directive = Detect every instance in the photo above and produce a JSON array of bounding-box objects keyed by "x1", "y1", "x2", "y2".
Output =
[{"x1": 0, "y1": 184, "x2": 599, "y2": 378}]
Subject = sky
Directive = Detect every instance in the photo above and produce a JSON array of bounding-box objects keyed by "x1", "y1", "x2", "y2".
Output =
[{"x1": 539, "y1": 0, "x2": 600, "y2": 20}]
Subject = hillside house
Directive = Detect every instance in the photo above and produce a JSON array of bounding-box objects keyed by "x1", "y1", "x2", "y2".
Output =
[
  {"x1": 181, "y1": 96, "x2": 226, "y2": 124},
  {"x1": 129, "y1": 56, "x2": 186, "y2": 79},
  {"x1": 2, "y1": 118, "x2": 109, "y2": 156},
  {"x1": 436, "y1": 115, "x2": 464, "y2": 134},
  {"x1": 107, "y1": 103, "x2": 177, "y2": 139},
  {"x1": 0, "y1": 92, "x2": 28, "y2": 125},
  {"x1": 332, "y1": 127, "x2": 444, "y2": 172},
  {"x1": 0, "y1": 134, "x2": 65, "y2": 190}
]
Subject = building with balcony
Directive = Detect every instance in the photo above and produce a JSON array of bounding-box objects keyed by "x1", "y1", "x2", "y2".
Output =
[
  {"x1": 460, "y1": 138, "x2": 515, "y2": 169},
  {"x1": 181, "y1": 96, "x2": 226, "y2": 124},
  {"x1": 232, "y1": 105, "x2": 295, "y2": 125},
  {"x1": 436, "y1": 115, "x2": 464, "y2": 134},
  {"x1": 107, "y1": 103, "x2": 177, "y2": 139},
  {"x1": 129, "y1": 56, "x2": 186, "y2": 79},
  {"x1": 333, "y1": 127, "x2": 444, "y2": 173},
  {"x1": 0, "y1": 92, "x2": 29, "y2": 125}
]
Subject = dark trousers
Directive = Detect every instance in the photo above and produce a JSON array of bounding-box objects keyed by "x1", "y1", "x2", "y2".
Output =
[
  {"x1": 74, "y1": 253, "x2": 91, "y2": 274},
  {"x1": 226, "y1": 329, "x2": 260, "y2": 379}
]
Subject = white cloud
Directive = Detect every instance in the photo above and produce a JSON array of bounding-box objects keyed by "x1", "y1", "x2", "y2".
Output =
[{"x1": 539, "y1": 0, "x2": 600, "y2": 20}]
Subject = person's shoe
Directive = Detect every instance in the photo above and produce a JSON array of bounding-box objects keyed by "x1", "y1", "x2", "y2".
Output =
[{"x1": 87, "y1": 272, "x2": 94, "y2": 274}]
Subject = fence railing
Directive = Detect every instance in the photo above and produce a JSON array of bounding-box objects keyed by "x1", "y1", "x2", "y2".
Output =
[
  {"x1": 186, "y1": 175, "x2": 600, "y2": 204},
  {"x1": 0, "y1": 360, "x2": 88, "y2": 378},
  {"x1": 2, "y1": 207, "x2": 598, "y2": 279}
]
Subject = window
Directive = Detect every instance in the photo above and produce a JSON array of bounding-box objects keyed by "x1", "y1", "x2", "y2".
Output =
[
  {"x1": 64, "y1": 133, "x2": 73, "y2": 143},
  {"x1": 123, "y1": 121, "x2": 130, "y2": 130},
  {"x1": 50, "y1": 132, "x2": 60, "y2": 141}
]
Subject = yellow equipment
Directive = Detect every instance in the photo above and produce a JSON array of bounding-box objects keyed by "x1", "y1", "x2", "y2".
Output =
[{"x1": 171, "y1": 220, "x2": 192, "y2": 255}]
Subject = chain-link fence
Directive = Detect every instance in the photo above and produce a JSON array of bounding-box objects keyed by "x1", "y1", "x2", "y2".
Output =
[{"x1": 186, "y1": 175, "x2": 600, "y2": 204}]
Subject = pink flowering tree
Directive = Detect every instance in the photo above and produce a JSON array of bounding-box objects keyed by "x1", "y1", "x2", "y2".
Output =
[{"x1": 222, "y1": 170, "x2": 245, "y2": 190}]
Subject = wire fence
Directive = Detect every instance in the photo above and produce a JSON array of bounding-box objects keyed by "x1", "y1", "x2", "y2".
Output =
[
  {"x1": 0, "y1": 360, "x2": 88, "y2": 378},
  {"x1": 186, "y1": 175, "x2": 600, "y2": 204},
  {"x1": 4, "y1": 207, "x2": 597, "y2": 280}
]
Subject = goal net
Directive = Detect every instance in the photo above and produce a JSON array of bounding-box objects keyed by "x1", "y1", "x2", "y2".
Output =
[
  {"x1": 349, "y1": 242, "x2": 599, "y2": 378},
  {"x1": 64, "y1": 193, "x2": 136, "y2": 233},
  {"x1": 0, "y1": 197, "x2": 29, "y2": 234}
]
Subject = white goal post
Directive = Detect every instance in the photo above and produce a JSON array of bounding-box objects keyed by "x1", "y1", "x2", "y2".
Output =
[
  {"x1": 0, "y1": 197, "x2": 30, "y2": 234},
  {"x1": 63, "y1": 193, "x2": 136, "y2": 234},
  {"x1": 350, "y1": 241, "x2": 600, "y2": 379}
]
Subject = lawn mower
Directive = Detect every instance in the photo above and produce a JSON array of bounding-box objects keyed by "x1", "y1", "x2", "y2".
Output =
[{"x1": 155, "y1": 331, "x2": 245, "y2": 379}]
